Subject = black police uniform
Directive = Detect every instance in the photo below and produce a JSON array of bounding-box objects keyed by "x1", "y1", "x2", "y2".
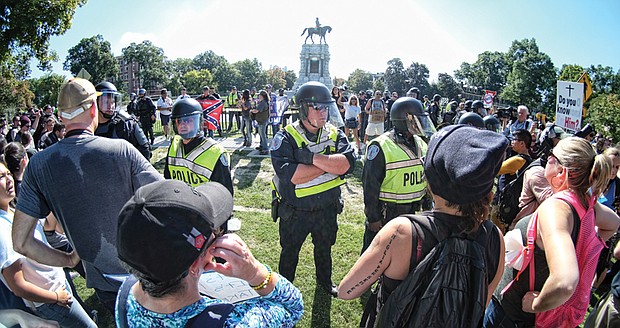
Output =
[
  {"x1": 429, "y1": 102, "x2": 440, "y2": 126},
  {"x1": 95, "y1": 111, "x2": 151, "y2": 159},
  {"x1": 126, "y1": 99, "x2": 137, "y2": 116},
  {"x1": 270, "y1": 122, "x2": 355, "y2": 288},
  {"x1": 136, "y1": 96, "x2": 156, "y2": 144}
]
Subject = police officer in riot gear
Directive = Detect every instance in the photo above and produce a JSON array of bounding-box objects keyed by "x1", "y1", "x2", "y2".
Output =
[
  {"x1": 94, "y1": 82, "x2": 151, "y2": 158},
  {"x1": 406, "y1": 87, "x2": 420, "y2": 100},
  {"x1": 441, "y1": 100, "x2": 459, "y2": 128},
  {"x1": 126, "y1": 92, "x2": 137, "y2": 115},
  {"x1": 164, "y1": 98, "x2": 233, "y2": 195},
  {"x1": 361, "y1": 97, "x2": 435, "y2": 253},
  {"x1": 484, "y1": 115, "x2": 501, "y2": 133},
  {"x1": 428, "y1": 94, "x2": 441, "y2": 126},
  {"x1": 464, "y1": 99, "x2": 473, "y2": 112},
  {"x1": 136, "y1": 88, "x2": 156, "y2": 145},
  {"x1": 453, "y1": 99, "x2": 473, "y2": 124},
  {"x1": 270, "y1": 81, "x2": 355, "y2": 297},
  {"x1": 458, "y1": 111, "x2": 485, "y2": 129},
  {"x1": 472, "y1": 99, "x2": 487, "y2": 117}
]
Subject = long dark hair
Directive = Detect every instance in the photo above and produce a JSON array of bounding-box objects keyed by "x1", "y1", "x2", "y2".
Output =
[
  {"x1": 241, "y1": 89, "x2": 250, "y2": 102},
  {"x1": 3, "y1": 142, "x2": 26, "y2": 178}
]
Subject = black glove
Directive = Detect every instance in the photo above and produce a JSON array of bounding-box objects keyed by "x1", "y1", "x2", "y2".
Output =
[{"x1": 294, "y1": 147, "x2": 314, "y2": 165}]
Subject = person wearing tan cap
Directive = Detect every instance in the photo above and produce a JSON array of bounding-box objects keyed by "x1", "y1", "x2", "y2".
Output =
[{"x1": 11, "y1": 77, "x2": 163, "y2": 313}]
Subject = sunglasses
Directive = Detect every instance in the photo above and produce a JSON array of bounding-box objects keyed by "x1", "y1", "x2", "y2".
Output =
[
  {"x1": 311, "y1": 104, "x2": 330, "y2": 112},
  {"x1": 548, "y1": 151, "x2": 564, "y2": 166},
  {"x1": 175, "y1": 117, "x2": 196, "y2": 125}
]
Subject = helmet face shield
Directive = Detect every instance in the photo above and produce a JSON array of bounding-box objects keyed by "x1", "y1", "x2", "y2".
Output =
[
  {"x1": 406, "y1": 113, "x2": 436, "y2": 138},
  {"x1": 173, "y1": 113, "x2": 202, "y2": 139},
  {"x1": 304, "y1": 101, "x2": 343, "y2": 128},
  {"x1": 98, "y1": 91, "x2": 122, "y2": 118}
]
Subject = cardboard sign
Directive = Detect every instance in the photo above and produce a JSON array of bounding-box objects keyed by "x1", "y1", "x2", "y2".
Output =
[
  {"x1": 555, "y1": 81, "x2": 584, "y2": 132},
  {"x1": 198, "y1": 271, "x2": 259, "y2": 303}
]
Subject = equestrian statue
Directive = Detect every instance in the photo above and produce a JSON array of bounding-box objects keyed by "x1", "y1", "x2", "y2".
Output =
[{"x1": 301, "y1": 17, "x2": 332, "y2": 44}]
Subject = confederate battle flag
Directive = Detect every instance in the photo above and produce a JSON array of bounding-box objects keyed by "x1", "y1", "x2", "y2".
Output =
[{"x1": 195, "y1": 98, "x2": 223, "y2": 131}]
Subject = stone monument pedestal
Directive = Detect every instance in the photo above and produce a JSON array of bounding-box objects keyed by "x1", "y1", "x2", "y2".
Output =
[{"x1": 293, "y1": 44, "x2": 332, "y2": 92}]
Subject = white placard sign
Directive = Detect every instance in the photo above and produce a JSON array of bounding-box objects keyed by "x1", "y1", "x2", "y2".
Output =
[
  {"x1": 198, "y1": 271, "x2": 259, "y2": 303},
  {"x1": 555, "y1": 81, "x2": 584, "y2": 132}
]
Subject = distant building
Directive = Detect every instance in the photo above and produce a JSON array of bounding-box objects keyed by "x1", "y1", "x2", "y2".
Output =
[{"x1": 117, "y1": 56, "x2": 141, "y2": 94}]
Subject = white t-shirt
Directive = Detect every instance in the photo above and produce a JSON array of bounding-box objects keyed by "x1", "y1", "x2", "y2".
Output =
[
  {"x1": 344, "y1": 104, "x2": 361, "y2": 120},
  {"x1": 157, "y1": 97, "x2": 173, "y2": 116},
  {"x1": 0, "y1": 211, "x2": 67, "y2": 308}
]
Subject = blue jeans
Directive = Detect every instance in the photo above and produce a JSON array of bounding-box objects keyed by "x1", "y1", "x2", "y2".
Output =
[
  {"x1": 483, "y1": 297, "x2": 529, "y2": 328},
  {"x1": 258, "y1": 121, "x2": 268, "y2": 150},
  {"x1": 241, "y1": 116, "x2": 252, "y2": 145},
  {"x1": 36, "y1": 294, "x2": 96, "y2": 328}
]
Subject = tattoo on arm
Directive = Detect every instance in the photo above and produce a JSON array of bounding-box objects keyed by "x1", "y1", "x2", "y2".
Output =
[{"x1": 345, "y1": 230, "x2": 398, "y2": 295}]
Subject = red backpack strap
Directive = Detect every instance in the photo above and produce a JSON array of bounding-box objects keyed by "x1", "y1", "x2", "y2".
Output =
[{"x1": 501, "y1": 212, "x2": 539, "y2": 295}]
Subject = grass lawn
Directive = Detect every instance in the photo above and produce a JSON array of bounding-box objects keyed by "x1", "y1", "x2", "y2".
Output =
[{"x1": 73, "y1": 128, "x2": 370, "y2": 327}]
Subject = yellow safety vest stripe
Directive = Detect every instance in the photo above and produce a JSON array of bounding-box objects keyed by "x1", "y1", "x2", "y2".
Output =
[
  {"x1": 375, "y1": 133, "x2": 427, "y2": 203},
  {"x1": 167, "y1": 136, "x2": 228, "y2": 187},
  {"x1": 277, "y1": 122, "x2": 345, "y2": 198}
]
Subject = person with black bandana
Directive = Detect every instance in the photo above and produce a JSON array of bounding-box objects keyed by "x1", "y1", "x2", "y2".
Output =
[{"x1": 269, "y1": 81, "x2": 355, "y2": 297}]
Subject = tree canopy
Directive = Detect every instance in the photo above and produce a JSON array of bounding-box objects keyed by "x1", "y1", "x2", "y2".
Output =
[{"x1": 64, "y1": 35, "x2": 119, "y2": 84}]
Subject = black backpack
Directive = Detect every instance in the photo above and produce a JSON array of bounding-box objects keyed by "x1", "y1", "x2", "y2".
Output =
[
  {"x1": 374, "y1": 214, "x2": 491, "y2": 328},
  {"x1": 495, "y1": 159, "x2": 540, "y2": 226}
]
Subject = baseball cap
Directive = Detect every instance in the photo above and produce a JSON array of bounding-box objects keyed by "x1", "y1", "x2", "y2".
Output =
[
  {"x1": 203, "y1": 85, "x2": 209, "y2": 90},
  {"x1": 424, "y1": 125, "x2": 508, "y2": 204},
  {"x1": 57, "y1": 78, "x2": 102, "y2": 120},
  {"x1": 232, "y1": 86, "x2": 237, "y2": 90},
  {"x1": 117, "y1": 180, "x2": 233, "y2": 283}
]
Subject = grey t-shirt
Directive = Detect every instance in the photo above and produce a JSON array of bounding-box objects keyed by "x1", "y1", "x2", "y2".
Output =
[{"x1": 16, "y1": 135, "x2": 163, "y2": 291}]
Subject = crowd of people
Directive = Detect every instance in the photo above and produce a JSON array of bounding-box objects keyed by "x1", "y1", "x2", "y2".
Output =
[{"x1": 0, "y1": 76, "x2": 619, "y2": 328}]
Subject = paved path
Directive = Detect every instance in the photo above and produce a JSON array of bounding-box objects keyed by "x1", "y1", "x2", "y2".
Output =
[{"x1": 151, "y1": 133, "x2": 272, "y2": 158}]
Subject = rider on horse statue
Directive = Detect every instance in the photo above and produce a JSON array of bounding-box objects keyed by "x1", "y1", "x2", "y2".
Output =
[{"x1": 301, "y1": 18, "x2": 331, "y2": 45}]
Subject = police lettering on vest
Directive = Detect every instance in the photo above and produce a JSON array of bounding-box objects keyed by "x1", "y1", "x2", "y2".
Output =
[
  {"x1": 372, "y1": 132, "x2": 427, "y2": 204},
  {"x1": 167, "y1": 136, "x2": 228, "y2": 187}
]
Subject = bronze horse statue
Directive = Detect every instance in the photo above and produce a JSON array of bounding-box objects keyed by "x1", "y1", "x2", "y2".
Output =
[{"x1": 300, "y1": 26, "x2": 332, "y2": 45}]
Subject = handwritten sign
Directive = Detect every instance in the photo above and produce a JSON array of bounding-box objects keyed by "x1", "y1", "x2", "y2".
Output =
[
  {"x1": 198, "y1": 271, "x2": 259, "y2": 303},
  {"x1": 555, "y1": 81, "x2": 584, "y2": 132}
]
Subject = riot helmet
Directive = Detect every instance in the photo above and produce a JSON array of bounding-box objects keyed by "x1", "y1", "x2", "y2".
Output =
[
  {"x1": 295, "y1": 81, "x2": 343, "y2": 128},
  {"x1": 458, "y1": 112, "x2": 485, "y2": 129},
  {"x1": 472, "y1": 100, "x2": 484, "y2": 110},
  {"x1": 138, "y1": 88, "x2": 146, "y2": 96},
  {"x1": 130, "y1": 93, "x2": 137, "y2": 101},
  {"x1": 95, "y1": 81, "x2": 122, "y2": 119},
  {"x1": 464, "y1": 100, "x2": 473, "y2": 111},
  {"x1": 483, "y1": 115, "x2": 501, "y2": 133},
  {"x1": 448, "y1": 101, "x2": 458, "y2": 112},
  {"x1": 406, "y1": 87, "x2": 420, "y2": 99},
  {"x1": 432, "y1": 94, "x2": 441, "y2": 102},
  {"x1": 390, "y1": 97, "x2": 436, "y2": 138},
  {"x1": 171, "y1": 98, "x2": 203, "y2": 139}
]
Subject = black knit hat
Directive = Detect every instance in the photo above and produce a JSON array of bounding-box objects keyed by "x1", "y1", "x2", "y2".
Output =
[
  {"x1": 117, "y1": 180, "x2": 232, "y2": 282},
  {"x1": 424, "y1": 125, "x2": 508, "y2": 204}
]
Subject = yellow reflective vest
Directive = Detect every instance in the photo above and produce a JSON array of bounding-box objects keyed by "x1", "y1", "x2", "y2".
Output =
[
  {"x1": 167, "y1": 136, "x2": 228, "y2": 187},
  {"x1": 273, "y1": 122, "x2": 345, "y2": 198},
  {"x1": 374, "y1": 133, "x2": 427, "y2": 203}
]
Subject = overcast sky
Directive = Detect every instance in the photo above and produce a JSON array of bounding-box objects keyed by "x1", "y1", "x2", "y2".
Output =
[{"x1": 30, "y1": 0, "x2": 620, "y2": 84}]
